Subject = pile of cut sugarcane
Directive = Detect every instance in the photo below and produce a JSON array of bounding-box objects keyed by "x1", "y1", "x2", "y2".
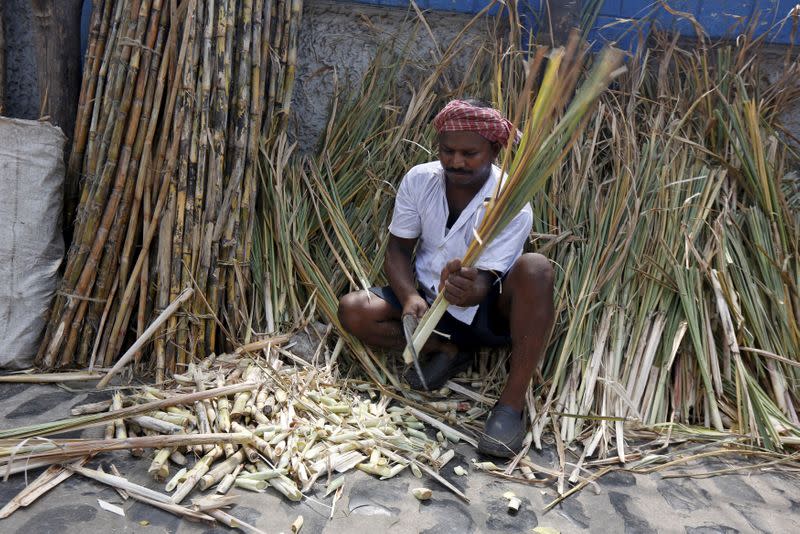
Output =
[
  {"x1": 37, "y1": 0, "x2": 303, "y2": 382},
  {"x1": 2, "y1": 349, "x2": 511, "y2": 514}
]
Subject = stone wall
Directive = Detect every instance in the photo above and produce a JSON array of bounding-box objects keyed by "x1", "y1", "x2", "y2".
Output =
[
  {"x1": 1, "y1": 0, "x2": 39, "y2": 119},
  {"x1": 291, "y1": 0, "x2": 494, "y2": 152}
]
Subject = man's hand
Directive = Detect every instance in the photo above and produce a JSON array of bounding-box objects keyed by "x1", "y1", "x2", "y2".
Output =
[
  {"x1": 402, "y1": 294, "x2": 429, "y2": 320},
  {"x1": 439, "y1": 259, "x2": 492, "y2": 307}
]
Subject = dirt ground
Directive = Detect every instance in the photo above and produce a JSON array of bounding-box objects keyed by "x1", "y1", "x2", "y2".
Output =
[{"x1": 1, "y1": 381, "x2": 798, "y2": 533}]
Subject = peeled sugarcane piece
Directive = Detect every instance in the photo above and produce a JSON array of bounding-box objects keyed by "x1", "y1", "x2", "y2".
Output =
[
  {"x1": 104, "y1": 420, "x2": 115, "y2": 440},
  {"x1": 436, "y1": 449, "x2": 455, "y2": 469},
  {"x1": 502, "y1": 490, "x2": 522, "y2": 512},
  {"x1": 215, "y1": 376, "x2": 231, "y2": 431},
  {"x1": 453, "y1": 465, "x2": 467, "y2": 476},
  {"x1": 412, "y1": 488, "x2": 432, "y2": 501},
  {"x1": 411, "y1": 463, "x2": 423, "y2": 478},
  {"x1": 238, "y1": 469, "x2": 286, "y2": 481},
  {"x1": 231, "y1": 369, "x2": 256, "y2": 416},
  {"x1": 234, "y1": 478, "x2": 267, "y2": 492},
  {"x1": 356, "y1": 463, "x2": 391, "y2": 477},
  {"x1": 216, "y1": 464, "x2": 243, "y2": 495},
  {"x1": 199, "y1": 449, "x2": 246, "y2": 490},
  {"x1": 472, "y1": 461, "x2": 500, "y2": 471},
  {"x1": 149, "y1": 411, "x2": 191, "y2": 427},
  {"x1": 170, "y1": 446, "x2": 223, "y2": 503},
  {"x1": 369, "y1": 448, "x2": 380, "y2": 465},
  {"x1": 165, "y1": 467, "x2": 188, "y2": 492},
  {"x1": 380, "y1": 463, "x2": 408, "y2": 480},
  {"x1": 231, "y1": 422, "x2": 272, "y2": 457},
  {"x1": 131, "y1": 415, "x2": 184, "y2": 434},
  {"x1": 269, "y1": 475, "x2": 302, "y2": 501},
  {"x1": 520, "y1": 465, "x2": 536, "y2": 480},
  {"x1": 112, "y1": 393, "x2": 126, "y2": 440},
  {"x1": 169, "y1": 450, "x2": 187, "y2": 466},
  {"x1": 148, "y1": 448, "x2": 173, "y2": 480},
  {"x1": 189, "y1": 494, "x2": 239, "y2": 512},
  {"x1": 291, "y1": 515, "x2": 304, "y2": 534},
  {"x1": 327, "y1": 452, "x2": 367, "y2": 474}
]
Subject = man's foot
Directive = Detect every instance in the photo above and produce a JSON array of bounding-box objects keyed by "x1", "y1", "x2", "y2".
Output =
[
  {"x1": 477, "y1": 404, "x2": 526, "y2": 458},
  {"x1": 404, "y1": 351, "x2": 473, "y2": 391}
]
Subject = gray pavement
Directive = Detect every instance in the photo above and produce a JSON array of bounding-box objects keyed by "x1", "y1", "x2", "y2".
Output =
[{"x1": 1, "y1": 382, "x2": 798, "y2": 533}]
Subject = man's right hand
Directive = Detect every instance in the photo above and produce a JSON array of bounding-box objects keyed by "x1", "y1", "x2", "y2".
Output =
[{"x1": 402, "y1": 294, "x2": 429, "y2": 320}]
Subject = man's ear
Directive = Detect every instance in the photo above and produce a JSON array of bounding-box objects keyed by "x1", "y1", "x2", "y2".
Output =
[{"x1": 491, "y1": 142, "x2": 501, "y2": 159}]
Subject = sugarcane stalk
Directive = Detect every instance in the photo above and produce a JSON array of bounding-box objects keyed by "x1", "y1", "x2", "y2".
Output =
[
  {"x1": 221, "y1": 0, "x2": 253, "y2": 338},
  {"x1": 37, "y1": 0, "x2": 136, "y2": 367},
  {"x1": 166, "y1": 2, "x2": 201, "y2": 373},
  {"x1": 192, "y1": 0, "x2": 232, "y2": 358},
  {"x1": 97, "y1": 287, "x2": 194, "y2": 388},
  {"x1": 103, "y1": 0, "x2": 195, "y2": 371}
]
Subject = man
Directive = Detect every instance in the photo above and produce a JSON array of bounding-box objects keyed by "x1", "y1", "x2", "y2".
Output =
[{"x1": 337, "y1": 99, "x2": 554, "y2": 458}]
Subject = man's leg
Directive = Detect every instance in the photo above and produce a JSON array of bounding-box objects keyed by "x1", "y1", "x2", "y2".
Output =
[
  {"x1": 496, "y1": 252, "x2": 555, "y2": 410},
  {"x1": 338, "y1": 290, "x2": 461, "y2": 389},
  {"x1": 478, "y1": 253, "x2": 554, "y2": 457},
  {"x1": 337, "y1": 290, "x2": 405, "y2": 349}
]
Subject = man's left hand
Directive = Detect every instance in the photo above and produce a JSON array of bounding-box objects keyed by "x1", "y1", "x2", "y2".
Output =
[{"x1": 439, "y1": 259, "x2": 492, "y2": 307}]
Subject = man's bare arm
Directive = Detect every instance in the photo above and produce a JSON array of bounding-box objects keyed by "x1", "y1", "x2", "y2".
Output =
[{"x1": 385, "y1": 234, "x2": 428, "y2": 318}]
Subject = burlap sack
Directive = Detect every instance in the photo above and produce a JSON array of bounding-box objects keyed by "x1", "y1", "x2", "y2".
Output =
[{"x1": 0, "y1": 117, "x2": 65, "y2": 369}]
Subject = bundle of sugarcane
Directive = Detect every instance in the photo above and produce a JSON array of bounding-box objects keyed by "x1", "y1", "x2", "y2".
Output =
[
  {"x1": 37, "y1": 0, "x2": 303, "y2": 381},
  {"x1": 1, "y1": 349, "x2": 482, "y2": 507},
  {"x1": 253, "y1": 7, "x2": 800, "y2": 457}
]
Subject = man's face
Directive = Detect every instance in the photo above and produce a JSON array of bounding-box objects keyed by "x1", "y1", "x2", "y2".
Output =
[{"x1": 438, "y1": 131, "x2": 499, "y2": 189}]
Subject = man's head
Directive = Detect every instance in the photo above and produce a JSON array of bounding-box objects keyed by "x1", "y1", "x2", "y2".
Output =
[{"x1": 433, "y1": 99, "x2": 514, "y2": 188}]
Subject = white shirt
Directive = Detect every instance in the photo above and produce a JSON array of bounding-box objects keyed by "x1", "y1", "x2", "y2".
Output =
[{"x1": 388, "y1": 161, "x2": 533, "y2": 324}]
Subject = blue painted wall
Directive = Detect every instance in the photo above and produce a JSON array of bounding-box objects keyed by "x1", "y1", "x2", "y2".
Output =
[{"x1": 344, "y1": 0, "x2": 799, "y2": 47}]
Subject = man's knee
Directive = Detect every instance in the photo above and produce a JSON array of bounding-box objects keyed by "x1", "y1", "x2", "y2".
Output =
[
  {"x1": 337, "y1": 291, "x2": 364, "y2": 334},
  {"x1": 509, "y1": 253, "x2": 554, "y2": 292}
]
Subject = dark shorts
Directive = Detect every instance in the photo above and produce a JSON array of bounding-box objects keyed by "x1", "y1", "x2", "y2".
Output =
[{"x1": 369, "y1": 281, "x2": 511, "y2": 350}]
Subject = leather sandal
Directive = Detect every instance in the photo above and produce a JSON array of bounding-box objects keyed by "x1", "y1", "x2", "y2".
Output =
[
  {"x1": 404, "y1": 351, "x2": 473, "y2": 391},
  {"x1": 477, "y1": 404, "x2": 526, "y2": 458}
]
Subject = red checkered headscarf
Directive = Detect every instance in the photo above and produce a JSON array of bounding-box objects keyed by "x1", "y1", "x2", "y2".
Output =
[{"x1": 433, "y1": 100, "x2": 518, "y2": 146}]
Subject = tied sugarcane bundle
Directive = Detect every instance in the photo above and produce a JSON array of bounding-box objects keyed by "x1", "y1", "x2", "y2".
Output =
[
  {"x1": 402, "y1": 44, "x2": 626, "y2": 364},
  {"x1": 36, "y1": 0, "x2": 304, "y2": 379}
]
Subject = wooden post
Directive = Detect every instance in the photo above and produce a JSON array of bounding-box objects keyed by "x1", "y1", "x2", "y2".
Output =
[{"x1": 29, "y1": 0, "x2": 83, "y2": 141}]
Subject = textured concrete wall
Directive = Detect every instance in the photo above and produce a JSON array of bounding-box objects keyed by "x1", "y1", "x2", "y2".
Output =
[
  {"x1": 1, "y1": 0, "x2": 39, "y2": 119},
  {"x1": 292, "y1": 0, "x2": 496, "y2": 152}
]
